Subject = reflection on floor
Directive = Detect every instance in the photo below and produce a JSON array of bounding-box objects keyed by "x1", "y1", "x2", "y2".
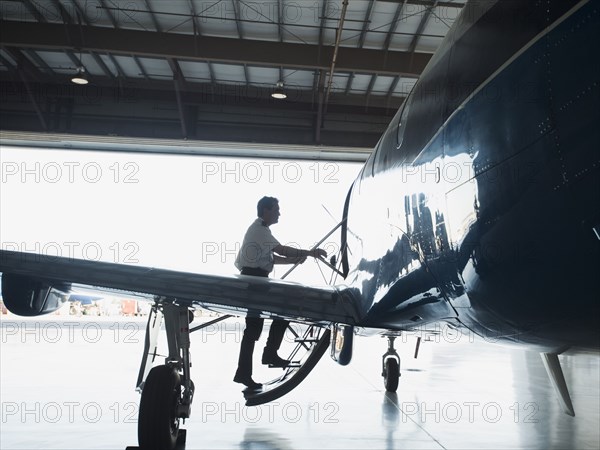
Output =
[{"x1": 1, "y1": 316, "x2": 598, "y2": 449}]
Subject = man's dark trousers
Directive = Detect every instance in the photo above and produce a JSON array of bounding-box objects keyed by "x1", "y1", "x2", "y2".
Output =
[{"x1": 235, "y1": 267, "x2": 289, "y2": 379}]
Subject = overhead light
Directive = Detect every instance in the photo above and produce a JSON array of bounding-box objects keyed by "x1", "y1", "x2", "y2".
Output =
[
  {"x1": 71, "y1": 66, "x2": 89, "y2": 85},
  {"x1": 271, "y1": 80, "x2": 287, "y2": 99}
]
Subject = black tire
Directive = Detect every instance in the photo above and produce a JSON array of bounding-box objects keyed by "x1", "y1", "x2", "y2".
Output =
[
  {"x1": 383, "y1": 358, "x2": 400, "y2": 392},
  {"x1": 138, "y1": 365, "x2": 182, "y2": 450}
]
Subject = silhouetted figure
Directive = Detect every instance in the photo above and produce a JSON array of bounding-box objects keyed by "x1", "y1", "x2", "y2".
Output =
[{"x1": 233, "y1": 196, "x2": 327, "y2": 389}]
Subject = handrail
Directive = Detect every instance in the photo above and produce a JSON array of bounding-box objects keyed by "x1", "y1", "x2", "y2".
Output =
[{"x1": 280, "y1": 218, "x2": 347, "y2": 280}]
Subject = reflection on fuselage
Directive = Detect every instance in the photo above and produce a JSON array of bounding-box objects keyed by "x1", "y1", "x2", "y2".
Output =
[{"x1": 339, "y1": 0, "x2": 600, "y2": 351}]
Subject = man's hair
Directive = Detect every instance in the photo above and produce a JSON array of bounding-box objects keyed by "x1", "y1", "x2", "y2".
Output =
[{"x1": 257, "y1": 196, "x2": 278, "y2": 218}]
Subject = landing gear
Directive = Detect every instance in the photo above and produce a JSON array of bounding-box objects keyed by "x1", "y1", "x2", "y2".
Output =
[
  {"x1": 381, "y1": 336, "x2": 400, "y2": 392},
  {"x1": 138, "y1": 365, "x2": 182, "y2": 449},
  {"x1": 135, "y1": 301, "x2": 205, "y2": 450}
]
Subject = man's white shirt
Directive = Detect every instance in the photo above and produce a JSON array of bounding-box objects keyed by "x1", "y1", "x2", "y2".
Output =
[{"x1": 235, "y1": 218, "x2": 281, "y2": 273}]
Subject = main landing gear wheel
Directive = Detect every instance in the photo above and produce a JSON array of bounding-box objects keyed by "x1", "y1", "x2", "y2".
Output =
[
  {"x1": 138, "y1": 365, "x2": 182, "y2": 450},
  {"x1": 383, "y1": 358, "x2": 400, "y2": 392}
]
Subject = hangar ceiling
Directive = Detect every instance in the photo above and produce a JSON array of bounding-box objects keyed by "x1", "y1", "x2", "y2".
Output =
[{"x1": 0, "y1": 0, "x2": 465, "y2": 157}]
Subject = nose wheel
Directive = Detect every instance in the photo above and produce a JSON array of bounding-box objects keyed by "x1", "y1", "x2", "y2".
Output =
[{"x1": 382, "y1": 336, "x2": 400, "y2": 392}]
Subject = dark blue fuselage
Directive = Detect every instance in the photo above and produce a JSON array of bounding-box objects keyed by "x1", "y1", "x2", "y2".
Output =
[{"x1": 342, "y1": 0, "x2": 600, "y2": 351}]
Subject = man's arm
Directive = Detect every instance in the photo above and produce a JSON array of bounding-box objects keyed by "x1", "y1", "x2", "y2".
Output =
[
  {"x1": 273, "y1": 254, "x2": 306, "y2": 265},
  {"x1": 273, "y1": 245, "x2": 327, "y2": 260}
]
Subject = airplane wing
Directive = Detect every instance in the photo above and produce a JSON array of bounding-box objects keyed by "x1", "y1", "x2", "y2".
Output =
[{"x1": 0, "y1": 249, "x2": 361, "y2": 325}]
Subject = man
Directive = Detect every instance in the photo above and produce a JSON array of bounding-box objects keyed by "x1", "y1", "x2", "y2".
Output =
[{"x1": 233, "y1": 196, "x2": 327, "y2": 389}]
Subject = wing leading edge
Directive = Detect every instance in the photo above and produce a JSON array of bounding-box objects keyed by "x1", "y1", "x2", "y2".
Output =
[{"x1": 0, "y1": 250, "x2": 361, "y2": 324}]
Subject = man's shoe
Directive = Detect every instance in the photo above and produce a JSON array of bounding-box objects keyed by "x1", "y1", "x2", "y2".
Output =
[
  {"x1": 233, "y1": 374, "x2": 262, "y2": 389},
  {"x1": 262, "y1": 352, "x2": 290, "y2": 368}
]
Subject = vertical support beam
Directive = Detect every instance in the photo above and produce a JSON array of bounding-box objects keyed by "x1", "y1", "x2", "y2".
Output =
[
  {"x1": 207, "y1": 60, "x2": 216, "y2": 99},
  {"x1": 98, "y1": 0, "x2": 119, "y2": 28},
  {"x1": 408, "y1": 1, "x2": 438, "y2": 54},
  {"x1": 243, "y1": 63, "x2": 250, "y2": 86},
  {"x1": 188, "y1": 0, "x2": 203, "y2": 57},
  {"x1": 66, "y1": 50, "x2": 84, "y2": 71},
  {"x1": 133, "y1": 55, "x2": 150, "y2": 80},
  {"x1": 318, "y1": 0, "x2": 328, "y2": 48},
  {"x1": 386, "y1": 75, "x2": 400, "y2": 99},
  {"x1": 22, "y1": 0, "x2": 47, "y2": 23},
  {"x1": 358, "y1": 0, "x2": 376, "y2": 49},
  {"x1": 232, "y1": 0, "x2": 243, "y2": 39},
  {"x1": 144, "y1": 0, "x2": 162, "y2": 32},
  {"x1": 366, "y1": 74, "x2": 377, "y2": 97},
  {"x1": 90, "y1": 52, "x2": 114, "y2": 78},
  {"x1": 168, "y1": 58, "x2": 188, "y2": 138},
  {"x1": 344, "y1": 72, "x2": 355, "y2": 95},
  {"x1": 0, "y1": 54, "x2": 16, "y2": 72},
  {"x1": 51, "y1": 0, "x2": 71, "y2": 23},
  {"x1": 3, "y1": 47, "x2": 42, "y2": 82},
  {"x1": 314, "y1": 70, "x2": 326, "y2": 144},
  {"x1": 24, "y1": 49, "x2": 53, "y2": 76},
  {"x1": 383, "y1": 0, "x2": 407, "y2": 53},
  {"x1": 386, "y1": 75, "x2": 401, "y2": 111},
  {"x1": 277, "y1": 0, "x2": 284, "y2": 42},
  {"x1": 365, "y1": 74, "x2": 377, "y2": 111},
  {"x1": 107, "y1": 53, "x2": 127, "y2": 79},
  {"x1": 323, "y1": 0, "x2": 349, "y2": 114},
  {"x1": 5, "y1": 48, "x2": 48, "y2": 131},
  {"x1": 72, "y1": 1, "x2": 91, "y2": 26}
]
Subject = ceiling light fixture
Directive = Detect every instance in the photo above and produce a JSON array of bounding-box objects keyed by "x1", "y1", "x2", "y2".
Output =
[
  {"x1": 71, "y1": 66, "x2": 89, "y2": 85},
  {"x1": 271, "y1": 80, "x2": 287, "y2": 99}
]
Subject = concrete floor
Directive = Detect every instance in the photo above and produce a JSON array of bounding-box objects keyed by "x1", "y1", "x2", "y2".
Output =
[{"x1": 1, "y1": 315, "x2": 598, "y2": 449}]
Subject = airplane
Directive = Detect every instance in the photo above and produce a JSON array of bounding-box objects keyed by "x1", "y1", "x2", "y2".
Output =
[{"x1": 1, "y1": 0, "x2": 599, "y2": 449}]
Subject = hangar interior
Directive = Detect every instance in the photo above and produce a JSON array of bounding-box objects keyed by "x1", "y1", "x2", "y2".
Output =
[
  {"x1": 1, "y1": 2, "x2": 600, "y2": 450},
  {"x1": 0, "y1": 0, "x2": 466, "y2": 156}
]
